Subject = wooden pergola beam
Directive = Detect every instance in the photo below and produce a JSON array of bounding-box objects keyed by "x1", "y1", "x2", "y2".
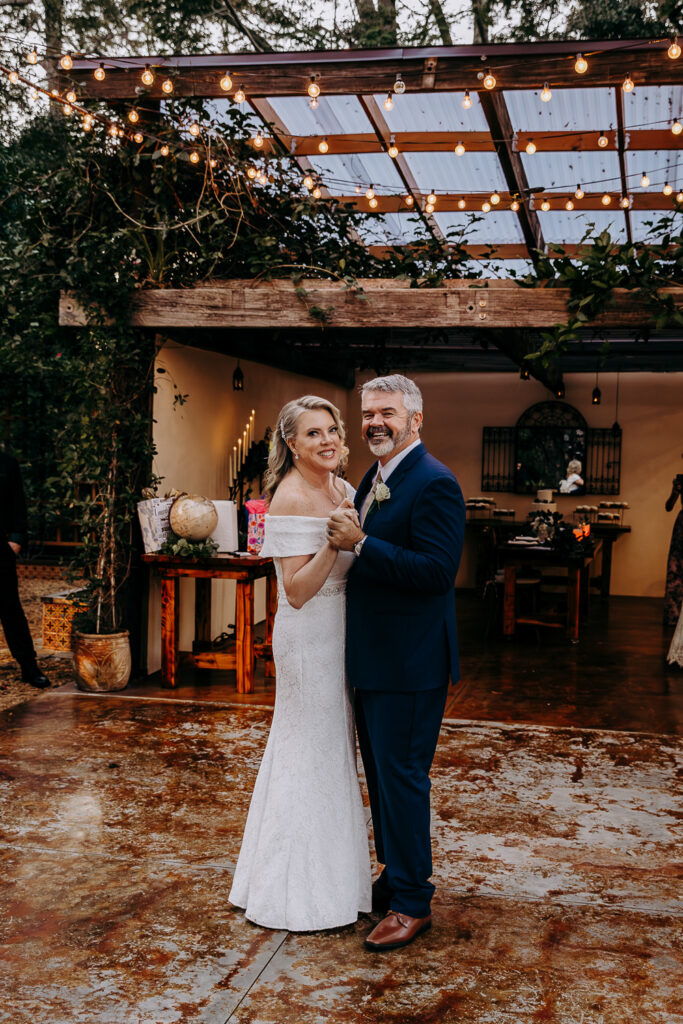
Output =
[
  {"x1": 67, "y1": 41, "x2": 681, "y2": 99},
  {"x1": 60, "y1": 280, "x2": 683, "y2": 330},
  {"x1": 615, "y1": 91, "x2": 633, "y2": 243}
]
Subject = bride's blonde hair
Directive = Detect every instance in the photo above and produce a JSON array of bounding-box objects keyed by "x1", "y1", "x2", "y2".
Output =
[{"x1": 264, "y1": 395, "x2": 347, "y2": 504}]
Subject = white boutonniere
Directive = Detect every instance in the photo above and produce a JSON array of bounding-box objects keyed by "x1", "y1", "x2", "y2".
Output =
[{"x1": 375, "y1": 482, "x2": 391, "y2": 505}]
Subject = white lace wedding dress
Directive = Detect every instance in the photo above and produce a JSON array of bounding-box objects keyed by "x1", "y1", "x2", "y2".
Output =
[{"x1": 229, "y1": 496, "x2": 372, "y2": 931}]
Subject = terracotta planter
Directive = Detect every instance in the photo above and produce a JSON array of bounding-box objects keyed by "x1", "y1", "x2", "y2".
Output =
[{"x1": 72, "y1": 630, "x2": 131, "y2": 692}]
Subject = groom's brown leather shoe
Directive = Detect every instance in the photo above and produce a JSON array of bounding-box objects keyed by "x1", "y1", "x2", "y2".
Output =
[{"x1": 364, "y1": 910, "x2": 432, "y2": 951}]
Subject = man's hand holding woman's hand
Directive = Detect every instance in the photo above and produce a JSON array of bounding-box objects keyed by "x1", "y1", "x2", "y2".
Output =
[{"x1": 326, "y1": 499, "x2": 364, "y2": 551}]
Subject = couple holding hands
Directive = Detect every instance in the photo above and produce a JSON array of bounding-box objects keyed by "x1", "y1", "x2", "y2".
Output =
[{"x1": 229, "y1": 374, "x2": 465, "y2": 952}]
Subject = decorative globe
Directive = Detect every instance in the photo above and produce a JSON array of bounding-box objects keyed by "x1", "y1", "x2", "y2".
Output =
[{"x1": 169, "y1": 494, "x2": 218, "y2": 540}]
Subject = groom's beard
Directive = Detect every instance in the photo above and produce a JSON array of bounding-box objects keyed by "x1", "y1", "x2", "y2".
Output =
[{"x1": 366, "y1": 419, "x2": 412, "y2": 458}]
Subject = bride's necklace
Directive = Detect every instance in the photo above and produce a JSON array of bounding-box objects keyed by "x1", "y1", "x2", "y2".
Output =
[{"x1": 295, "y1": 467, "x2": 340, "y2": 505}]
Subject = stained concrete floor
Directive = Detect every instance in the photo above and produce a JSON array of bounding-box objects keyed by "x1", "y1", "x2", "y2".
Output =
[{"x1": 1, "y1": 690, "x2": 681, "y2": 1024}]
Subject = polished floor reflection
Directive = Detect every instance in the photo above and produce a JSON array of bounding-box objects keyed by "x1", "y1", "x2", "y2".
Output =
[{"x1": 1, "y1": 690, "x2": 681, "y2": 1023}]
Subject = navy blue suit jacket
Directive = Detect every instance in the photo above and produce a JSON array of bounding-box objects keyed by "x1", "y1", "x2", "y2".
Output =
[{"x1": 346, "y1": 442, "x2": 465, "y2": 692}]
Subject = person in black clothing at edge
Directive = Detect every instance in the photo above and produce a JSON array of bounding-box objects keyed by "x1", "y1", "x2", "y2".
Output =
[{"x1": 0, "y1": 451, "x2": 50, "y2": 688}]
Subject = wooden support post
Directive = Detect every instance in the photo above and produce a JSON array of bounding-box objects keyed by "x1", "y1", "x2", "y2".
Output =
[
  {"x1": 194, "y1": 577, "x2": 212, "y2": 652},
  {"x1": 235, "y1": 579, "x2": 255, "y2": 693},
  {"x1": 503, "y1": 564, "x2": 517, "y2": 637},
  {"x1": 566, "y1": 565, "x2": 581, "y2": 643},
  {"x1": 160, "y1": 576, "x2": 179, "y2": 688}
]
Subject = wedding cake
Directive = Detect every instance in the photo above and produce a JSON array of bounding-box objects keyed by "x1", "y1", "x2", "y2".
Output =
[{"x1": 531, "y1": 488, "x2": 556, "y2": 514}]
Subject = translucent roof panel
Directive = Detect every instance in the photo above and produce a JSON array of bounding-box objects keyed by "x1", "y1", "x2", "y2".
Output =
[
  {"x1": 307, "y1": 153, "x2": 405, "y2": 194},
  {"x1": 435, "y1": 211, "x2": 525, "y2": 245},
  {"x1": 354, "y1": 213, "x2": 426, "y2": 246},
  {"x1": 267, "y1": 94, "x2": 371, "y2": 134},
  {"x1": 373, "y1": 90, "x2": 489, "y2": 133},
  {"x1": 624, "y1": 150, "x2": 681, "y2": 192},
  {"x1": 630, "y1": 209, "x2": 682, "y2": 242},
  {"x1": 506, "y1": 88, "x2": 616, "y2": 133},
  {"x1": 622, "y1": 85, "x2": 683, "y2": 129},
  {"x1": 403, "y1": 151, "x2": 508, "y2": 192},
  {"x1": 538, "y1": 210, "x2": 627, "y2": 245},
  {"x1": 479, "y1": 260, "x2": 534, "y2": 279},
  {"x1": 521, "y1": 149, "x2": 622, "y2": 193}
]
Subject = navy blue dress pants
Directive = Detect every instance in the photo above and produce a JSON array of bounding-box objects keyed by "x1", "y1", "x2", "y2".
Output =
[
  {"x1": 0, "y1": 547, "x2": 37, "y2": 673},
  {"x1": 355, "y1": 685, "x2": 448, "y2": 919}
]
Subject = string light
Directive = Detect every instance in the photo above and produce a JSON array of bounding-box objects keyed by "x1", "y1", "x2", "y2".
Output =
[
  {"x1": 94, "y1": 64, "x2": 106, "y2": 81},
  {"x1": 253, "y1": 130, "x2": 264, "y2": 148},
  {"x1": 405, "y1": 194, "x2": 414, "y2": 207},
  {"x1": 490, "y1": 192, "x2": 501, "y2": 205},
  {"x1": 234, "y1": 86, "x2": 246, "y2": 103},
  {"x1": 393, "y1": 74, "x2": 406, "y2": 95},
  {"x1": 458, "y1": 198, "x2": 467, "y2": 210},
  {"x1": 161, "y1": 78, "x2": 174, "y2": 94},
  {"x1": 574, "y1": 54, "x2": 588, "y2": 74},
  {"x1": 483, "y1": 69, "x2": 496, "y2": 90},
  {"x1": 365, "y1": 186, "x2": 375, "y2": 200},
  {"x1": 672, "y1": 119, "x2": 682, "y2": 135},
  {"x1": 620, "y1": 195, "x2": 630, "y2": 208},
  {"x1": 454, "y1": 140, "x2": 466, "y2": 156},
  {"x1": 29, "y1": 87, "x2": 39, "y2": 101},
  {"x1": 189, "y1": 150, "x2": 200, "y2": 164},
  {"x1": 622, "y1": 73, "x2": 634, "y2": 92},
  {"x1": 108, "y1": 123, "x2": 118, "y2": 138},
  {"x1": 318, "y1": 137, "x2": 329, "y2": 153},
  {"x1": 481, "y1": 201, "x2": 491, "y2": 212},
  {"x1": 66, "y1": 89, "x2": 76, "y2": 103},
  {"x1": 462, "y1": 90, "x2": 472, "y2": 109},
  {"x1": 540, "y1": 82, "x2": 552, "y2": 102},
  {"x1": 117, "y1": 127, "x2": 124, "y2": 137},
  {"x1": 82, "y1": 116, "x2": 92, "y2": 132},
  {"x1": 307, "y1": 76, "x2": 320, "y2": 98},
  {"x1": 425, "y1": 202, "x2": 434, "y2": 213},
  {"x1": 525, "y1": 139, "x2": 536, "y2": 154},
  {"x1": 257, "y1": 170, "x2": 268, "y2": 184},
  {"x1": 598, "y1": 130, "x2": 609, "y2": 148},
  {"x1": 427, "y1": 191, "x2": 437, "y2": 204},
  {"x1": 220, "y1": 72, "x2": 233, "y2": 91},
  {"x1": 63, "y1": 104, "x2": 73, "y2": 116},
  {"x1": 160, "y1": 144, "x2": 169, "y2": 157},
  {"x1": 388, "y1": 137, "x2": 399, "y2": 158},
  {"x1": 128, "y1": 109, "x2": 140, "y2": 123},
  {"x1": 27, "y1": 50, "x2": 38, "y2": 65},
  {"x1": 210, "y1": 158, "x2": 217, "y2": 168},
  {"x1": 677, "y1": 192, "x2": 683, "y2": 203},
  {"x1": 312, "y1": 186, "x2": 322, "y2": 198},
  {"x1": 565, "y1": 199, "x2": 574, "y2": 210},
  {"x1": 8, "y1": 70, "x2": 19, "y2": 84},
  {"x1": 668, "y1": 38, "x2": 681, "y2": 59},
  {"x1": 510, "y1": 199, "x2": 519, "y2": 211},
  {"x1": 369, "y1": 196, "x2": 379, "y2": 209},
  {"x1": 141, "y1": 65, "x2": 154, "y2": 86},
  {"x1": 641, "y1": 172, "x2": 650, "y2": 187},
  {"x1": 383, "y1": 93, "x2": 394, "y2": 111},
  {"x1": 601, "y1": 193, "x2": 612, "y2": 205},
  {"x1": 60, "y1": 53, "x2": 72, "y2": 70},
  {"x1": 663, "y1": 182, "x2": 673, "y2": 195},
  {"x1": 303, "y1": 174, "x2": 314, "y2": 189},
  {"x1": 247, "y1": 166, "x2": 258, "y2": 179},
  {"x1": 189, "y1": 122, "x2": 200, "y2": 137},
  {"x1": 541, "y1": 198, "x2": 550, "y2": 211},
  {"x1": 133, "y1": 131, "x2": 144, "y2": 144},
  {"x1": 575, "y1": 184, "x2": 584, "y2": 199}
]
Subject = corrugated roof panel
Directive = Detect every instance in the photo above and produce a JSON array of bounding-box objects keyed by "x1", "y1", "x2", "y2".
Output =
[
  {"x1": 267, "y1": 94, "x2": 372, "y2": 134},
  {"x1": 373, "y1": 90, "x2": 489, "y2": 132},
  {"x1": 521, "y1": 149, "x2": 622, "y2": 192},
  {"x1": 434, "y1": 210, "x2": 525, "y2": 245},
  {"x1": 403, "y1": 151, "x2": 508, "y2": 192},
  {"x1": 307, "y1": 152, "x2": 405, "y2": 193},
  {"x1": 630, "y1": 209, "x2": 681, "y2": 242},
  {"x1": 539, "y1": 210, "x2": 627, "y2": 244},
  {"x1": 622, "y1": 85, "x2": 683, "y2": 129},
  {"x1": 354, "y1": 212, "x2": 426, "y2": 246},
  {"x1": 624, "y1": 149, "x2": 681, "y2": 191},
  {"x1": 506, "y1": 88, "x2": 616, "y2": 133},
  {"x1": 479, "y1": 260, "x2": 534, "y2": 279}
]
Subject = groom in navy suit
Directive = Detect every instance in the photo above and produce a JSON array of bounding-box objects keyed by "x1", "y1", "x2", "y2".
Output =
[{"x1": 327, "y1": 374, "x2": 465, "y2": 951}]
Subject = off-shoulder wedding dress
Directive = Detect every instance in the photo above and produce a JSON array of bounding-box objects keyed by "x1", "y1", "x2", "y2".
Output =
[{"x1": 229, "y1": 494, "x2": 372, "y2": 931}]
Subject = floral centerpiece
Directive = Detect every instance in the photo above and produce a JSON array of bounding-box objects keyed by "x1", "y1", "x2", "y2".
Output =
[{"x1": 529, "y1": 509, "x2": 593, "y2": 557}]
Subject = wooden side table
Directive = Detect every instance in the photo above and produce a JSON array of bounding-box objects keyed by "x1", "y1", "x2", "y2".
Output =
[{"x1": 142, "y1": 553, "x2": 276, "y2": 692}]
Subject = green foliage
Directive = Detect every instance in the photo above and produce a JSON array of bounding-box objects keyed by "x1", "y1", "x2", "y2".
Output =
[{"x1": 159, "y1": 534, "x2": 219, "y2": 558}]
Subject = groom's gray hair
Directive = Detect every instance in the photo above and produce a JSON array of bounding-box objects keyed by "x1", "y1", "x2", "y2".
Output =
[{"x1": 361, "y1": 374, "x2": 423, "y2": 416}]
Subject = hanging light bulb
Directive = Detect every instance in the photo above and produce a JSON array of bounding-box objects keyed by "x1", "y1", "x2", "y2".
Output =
[
  {"x1": 601, "y1": 193, "x2": 612, "y2": 205},
  {"x1": 565, "y1": 199, "x2": 574, "y2": 211},
  {"x1": 189, "y1": 121, "x2": 200, "y2": 136},
  {"x1": 454, "y1": 140, "x2": 466, "y2": 156},
  {"x1": 253, "y1": 130, "x2": 264, "y2": 148},
  {"x1": 541, "y1": 199, "x2": 550, "y2": 211},
  {"x1": 108, "y1": 123, "x2": 118, "y2": 138},
  {"x1": 641, "y1": 171, "x2": 650, "y2": 188},
  {"x1": 209, "y1": 158, "x2": 217, "y2": 168},
  {"x1": 383, "y1": 93, "x2": 394, "y2": 111},
  {"x1": 540, "y1": 82, "x2": 552, "y2": 102},
  {"x1": 622, "y1": 73, "x2": 634, "y2": 92},
  {"x1": 82, "y1": 118, "x2": 92, "y2": 132},
  {"x1": 490, "y1": 192, "x2": 501, "y2": 205},
  {"x1": 520, "y1": 366, "x2": 530, "y2": 380},
  {"x1": 462, "y1": 90, "x2": 472, "y2": 109},
  {"x1": 393, "y1": 74, "x2": 406, "y2": 94},
  {"x1": 405, "y1": 194, "x2": 414, "y2": 207},
  {"x1": 425, "y1": 202, "x2": 435, "y2": 213},
  {"x1": 481, "y1": 201, "x2": 491, "y2": 212},
  {"x1": 247, "y1": 166, "x2": 258, "y2": 179},
  {"x1": 458, "y1": 198, "x2": 467, "y2": 210},
  {"x1": 63, "y1": 103, "x2": 73, "y2": 116},
  {"x1": 598, "y1": 130, "x2": 609, "y2": 148},
  {"x1": 128, "y1": 109, "x2": 140, "y2": 123},
  {"x1": 234, "y1": 85, "x2": 246, "y2": 103},
  {"x1": 94, "y1": 64, "x2": 106, "y2": 81},
  {"x1": 307, "y1": 76, "x2": 320, "y2": 98},
  {"x1": 312, "y1": 186, "x2": 322, "y2": 198},
  {"x1": 160, "y1": 144, "x2": 170, "y2": 157},
  {"x1": 133, "y1": 131, "x2": 144, "y2": 144},
  {"x1": 365, "y1": 186, "x2": 375, "y2": 200},
  {"x1": 620, "y1": 195, "x2": 630, "y2": 208},
  {"x1": 303, "y1": 173, "x2": 314, "y2": 189},
  {"x1": 510, "y1": 199, "x2": 519, "y2": 211},
  {"x1": 161, "y1": 78, "x2": 174, "y2": 94},
  {"x1": 189, "y1": 150, "x2": 200, "y2": 164},
  {"x1": 66, "y1": 89, "x2": 76, "y2": 103},
  {"x1": 574, "y1": 53, "x2": 588, "y2": 74},
  {"x1": 672, "y1": 119, "x2": 683, "y2": 135},
  {"x1": 318, "y1": 136, "x2": 329, "y2": 153},
  {"x1": 117, "y1": 127, "x2": 125, "y2": 137},
  {"x1": 663, "y1": 182, "x2": 673, "y2": 195},
  {"x1": 27, "y1": 50, "x2": 38, "y2": 64},
  {"x1": 257, "y1": 170, "x2": 267, "y2": 184},
  {"x1": 29, "y1": 87, "x2": 39, "y2": 101},
  {"x1": 60, "y1": 53, "x2": 73, "y2": 70},
  {"x1": 575, "y1": 184, "x2": 584, "y2": 199},
  {"x1": 483, "y1": 69, "x2": 496, "y2": 89},
  {"x1": 592, "y1": 376, "x2": 601, "y2": 404},
  {"x1": 525, "y1": 139, "x2": 536, "y2": 154},
  {"x1": 8, "y1": 70, "x2": 19, "y2": 84},
  {"x1": 677, "y1": 192, "x2": 683, "y2": 203},
  {"x1": 141, "y1": 65, "x2": 155, "y2": 86},
  {"x1": 668, "y1": 38, "x2": 681, "y2": 59},
  {"x1": 369, "y1": 196, "x2": 379, "y2": 209},
  {"x1": 232, "y1": 363, "x2": 244, "y2": 391},
  {"x1": 427, "y1": 191, "x2": 437, "y2": 204},
  {"x1": 309, "y1": 96, "x2": 319, "y2": 109},
  {"x1": 388, "y1": 137, "x2": 399, "y2": 158},
  {"x1": 220, "y1": 71, "x2": 233, "y2": 91}
]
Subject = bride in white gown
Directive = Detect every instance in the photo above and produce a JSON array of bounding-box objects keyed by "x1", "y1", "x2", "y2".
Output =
[{"x1": 229, "y1": 395, "x2": 371, "y2": 931}]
